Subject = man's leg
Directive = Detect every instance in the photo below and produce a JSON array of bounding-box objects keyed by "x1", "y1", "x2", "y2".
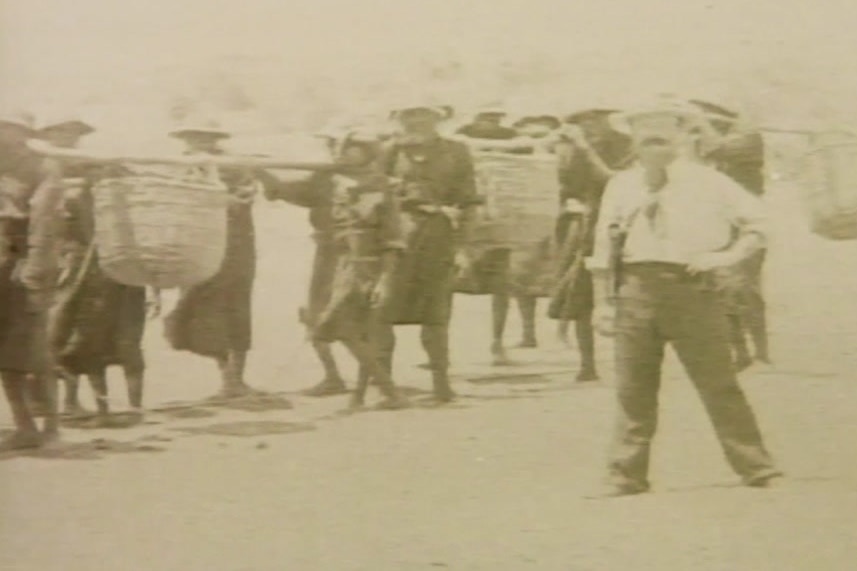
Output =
[
  {"x1": 303, "y1": 341, "x2": 348, "y2": 396},
  {"x1": 744, "y1": 251, "x2": 770, "y2": 363},
  {"x1": 606, "y1": 298, "x2": 665, "y2": 493},
  {"x1": 421, "y1": 323, "x2": 454, "y2": 402},
  {"x1": 670, "y1": 288, "x2": 779, "y2": 485},
  {"x1": 86, "y1": 370, "x2": 110, "y2": 424},
  {"x1": 0, "y1": 371, "x2": 42, "y2": 449},
  {"x1": 61, "y1": 371, "x2": 89, "y2": 416},
  {"x1": 491, "y1": 291, "x2": 512, "y2": 365},
  {"x1": 516, "y1": 295, "x2": 538, "y2": 348},
  {"x1": 727, "y1": 314, "x2": 753, "y2": 372},
  {"x1": 575, "y1": 311, "x2": 598, "y2": 381}
]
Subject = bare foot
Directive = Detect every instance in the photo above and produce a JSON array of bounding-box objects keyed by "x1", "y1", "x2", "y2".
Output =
[
  {"x1": 376, "y1": 394, "x2": 410, "y2": 410},
  {"x1": 576, "y1": 369, "x2": 599, "y2": 382},
  {"x1": 0, "y1": 430, "x2": 42, "y2": 451},
  {"x1": 303, "y1": 379, "x2": 349, "y2": 397},
  {"x1": 63, "y1": 402, "x2": 91, "y2": 419},
  {"x1": 515, "y1": 338, "x2": 538, "y2": 349},
  {"x1": 208, "y1": 383, "x2": 262, "y2": 402},
  {"x1": 491, "y1": 342, "x2": 513, "y2": 366}
]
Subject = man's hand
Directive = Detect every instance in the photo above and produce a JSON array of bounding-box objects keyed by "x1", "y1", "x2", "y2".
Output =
[
  {"x1": 370, "y1": 275, "x2": 393, "y2": 309},
  {"x1": 686, "y1": 251, "x2": 738, "y2": 274},
  {"x1": 454, "y1": 250, "x2": 473, "y2": 279},
  {"x1": 146, "y1": 288, "x2": 162, "y2": 320},
  {"x1": 593, "y1": 305, "x2": 616, "y2": 337}
]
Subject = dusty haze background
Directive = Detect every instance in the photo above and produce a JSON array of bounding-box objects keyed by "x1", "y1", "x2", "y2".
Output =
[{"x1": 3, "y1": 0, "x2": 857, "y2": 135}]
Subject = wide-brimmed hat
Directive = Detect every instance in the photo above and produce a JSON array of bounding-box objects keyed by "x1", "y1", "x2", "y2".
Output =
[
  {"x1": 37, "y1": 111, "x2": 95, "y2": 136},
  {"x1": 608, "y1": 97, "x2": 700, "y2": 135},
  {"x1": 389, "y1": 100, "x2": 454, "y2": 121},
  {"x1": 169, "y1": 117, "x2": 230, "y2": 139},
  {"x1": 512, "y1": 113, "x2": 562, "y2": 130},
  {"x1": 472, "y1": 103, "x2": 507, "y2": 118},
  {"x1": 563, "y1": 108, "x2": 617, "y2": 124},
  {"x1": 0, "y1": 108, "x2": 36, "y2": 131},
  {"x1": 687, "y1": 98, "x2": 741, "y2": 127}
]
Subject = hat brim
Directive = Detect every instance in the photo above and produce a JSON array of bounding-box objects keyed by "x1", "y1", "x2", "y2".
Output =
[
  {"x1": 169, "y1": 129, "x2": 230, "y2": 139},
  {"x1": 513, "y1": 115, "x2": 562, "y2": 129},
  {"x1": 0, "y1": 120, "x2": 34, "y2": 132},
  {"x1": 688, "y1": 99, "x2": 739, "y2": 120},
  {"x1": 563, "y1": 109, "x2": 616, "y2": 124},
  {"x1": 390, "y1": 106, "x2": 452, "y2": 121},
  {"x1": 608, "y1": 106, "x2": 699, "y2": 135},
  {"x1": 39, "y1": 120, "x2": 95, "y2": 136}
]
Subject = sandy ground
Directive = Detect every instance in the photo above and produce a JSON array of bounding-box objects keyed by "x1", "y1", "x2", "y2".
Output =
[{"x1": 2, "y1": 178, "x2": 857, "y2": 570}]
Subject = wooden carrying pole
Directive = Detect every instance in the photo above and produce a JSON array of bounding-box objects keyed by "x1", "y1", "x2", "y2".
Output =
[{"x1": 26, "y1": 139, "x2": 340, "y2": 172}]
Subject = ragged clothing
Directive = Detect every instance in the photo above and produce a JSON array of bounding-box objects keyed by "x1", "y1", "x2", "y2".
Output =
[
  {"x1": 381, "y1": 137, "x2": 479, "y2": 325},
  {"x1": 49, "y1": 170, "x2": 146, "y2": 376},
  {"x1": 0, "y1": 147, "x2": 65, "y2": 373},
  {"x1": 550, "y1": 134, "x2": 632, "y2": 320},
  {"x1": 164, "y1": 161, "x2": 256, "y2": 359},
  {"x1": 257, "y1": 170, "x2": 338, "y2": 329},
  {"x1": 313, "y1": 169, "x2": 405, "y2": 342}
]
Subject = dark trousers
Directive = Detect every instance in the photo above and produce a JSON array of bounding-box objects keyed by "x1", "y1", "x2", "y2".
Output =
[{"x1": 608, "y1": 263, "x2": 779, "y2": 489}]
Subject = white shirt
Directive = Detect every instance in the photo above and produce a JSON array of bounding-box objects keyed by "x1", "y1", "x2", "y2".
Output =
[{"x1": 586, "y1": 158, "x2": 766, "y2": 271}]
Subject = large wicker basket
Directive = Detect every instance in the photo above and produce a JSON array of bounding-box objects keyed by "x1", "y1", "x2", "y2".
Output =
[
  {"x1": 471, "y1": 151, "x2": 558, "y2": 247},
  {"x1": 91, "y1": 167, "x2": 230, "y2": 288},
  {"x1": 798, "y1": 131, "x2": 857, "y2": 240}
]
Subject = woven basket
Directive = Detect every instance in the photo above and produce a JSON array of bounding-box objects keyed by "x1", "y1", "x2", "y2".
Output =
[
  {"x1": 91, "y1": 168, "x2": 230, "y2": 288},
  {"x1": 472, "y1": 151, "x2": 558, "y2": 247},
  {"x1": 798, "y1": 131, "x2": 857, "y2": 240}
]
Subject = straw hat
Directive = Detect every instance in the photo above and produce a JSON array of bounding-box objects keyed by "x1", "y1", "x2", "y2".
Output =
[
  {"x1": 169, "y1": 116, "x2": 230, "y2": 139},
  {"x1": 389, "y1": 98, "x2": 454, "y2": 121},
  {"x1": 608, "y1": 96, "x2": 701, "y2": 135},
  {"x1": 512, "y1": 112, "x2": 562, "y2": 130},
  {"x1": 473, "y1": 103, "x2": 507, "y2": 117},
  {"x1": 37, "y1": 110, "x2": 95, "y2": 136},
  {"x1": 0, "y1": 108, "x2": 35, "y2": 131}
]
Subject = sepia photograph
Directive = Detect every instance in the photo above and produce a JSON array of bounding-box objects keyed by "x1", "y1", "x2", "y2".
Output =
[{"x1": 1, "y1": 0, "x2": 857, "y2": 569}]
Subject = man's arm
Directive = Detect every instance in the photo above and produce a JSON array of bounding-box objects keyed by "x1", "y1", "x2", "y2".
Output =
[
  {"x1": 21, "y1": 158, "x2": 65, "y2": 290},
  {"x1": 452, "y1": 142, "x2": 480, "y2": 251},
  {"x1": 585, "y1": 175, "x2": 623, "y2": 307},
  {"x1": 256, "y1": 169, "x2": 330, "y2": 207}
]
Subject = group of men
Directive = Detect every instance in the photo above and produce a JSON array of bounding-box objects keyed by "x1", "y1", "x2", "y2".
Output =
[{"x1": 0, "y1": 92, "x2": 781, "y2": 495}]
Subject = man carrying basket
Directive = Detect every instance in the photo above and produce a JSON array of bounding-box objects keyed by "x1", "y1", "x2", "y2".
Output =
[
  {"x1": 0, "y1": 109, "x2": 65, "y2": 449},
  {"x1": 380, "y1": 102, "x2": 479, "y2": 403},
  {"x1": 164, "y1": 118, "x2": 262, "y2": 400}
]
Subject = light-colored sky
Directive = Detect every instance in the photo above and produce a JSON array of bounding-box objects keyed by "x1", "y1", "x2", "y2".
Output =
[{"x1": 2, "y1": 0, "x2": 856, "y2": 126}]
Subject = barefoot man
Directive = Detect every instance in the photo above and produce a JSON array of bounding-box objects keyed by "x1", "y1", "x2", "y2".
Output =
[
  {"x1": 42, "y1": 113, "x2": 156, "y2": 422},
  {"x1": 0, "y1": 109, "x2": 64, "y2": 449},
  {"x1": 164, "y1": 118, "x2": 262, "y2": 400},
  {"x1": 381, "y1": 102, "x2": 479, "y2": 403}
]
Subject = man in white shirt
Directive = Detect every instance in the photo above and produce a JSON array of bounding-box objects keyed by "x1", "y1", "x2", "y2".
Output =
[{"x1": 587, "y1": 98, "x2": 781, "y2": 497}]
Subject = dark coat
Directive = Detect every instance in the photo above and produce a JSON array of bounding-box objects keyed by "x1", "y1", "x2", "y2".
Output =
[
  {"x1": 49, "y1": 177, "x2": 146, "y2": 375},
  {"x1": 0, "y1": 149, "x2": 64, "y2": 373},
  {"x1": 164, "y1": 163, "x2": 256, "y2": 358},
  {"x1": 380, "y1": 137, "x2": 478, "y2": 325}
]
